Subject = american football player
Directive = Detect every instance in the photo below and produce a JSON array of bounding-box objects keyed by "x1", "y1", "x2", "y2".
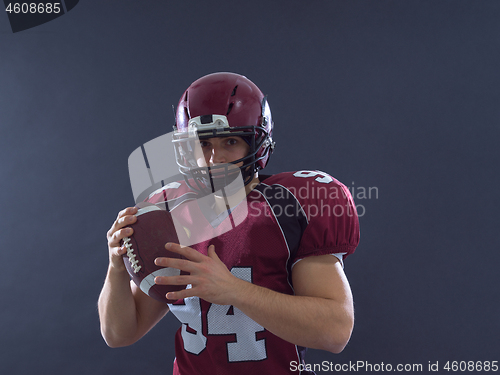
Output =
[{"x1": 99, "y1": 72, "x2": 360, "y2": 375}]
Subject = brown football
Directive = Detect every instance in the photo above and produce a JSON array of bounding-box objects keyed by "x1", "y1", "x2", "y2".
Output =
[{"x1": 122, "y1": 202, "x2": 186, "y2": 303}]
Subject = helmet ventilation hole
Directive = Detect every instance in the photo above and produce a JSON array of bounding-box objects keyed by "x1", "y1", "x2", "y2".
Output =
[{"x1": 226, "y1": 102, "x2": 234, "y2": 116}]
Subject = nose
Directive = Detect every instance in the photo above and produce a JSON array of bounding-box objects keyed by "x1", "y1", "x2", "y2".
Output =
[{"x1": 208, "y1": 145, "x2": 226, "y2": 165}]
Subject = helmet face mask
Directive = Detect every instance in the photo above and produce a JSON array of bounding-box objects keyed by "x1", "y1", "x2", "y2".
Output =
[{"x1": 173, "y1": 72, "x2": 275, "y2": 195}]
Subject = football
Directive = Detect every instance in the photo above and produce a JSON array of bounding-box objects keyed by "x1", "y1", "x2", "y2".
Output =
[{"x1": 122, "y1": 202, "x2": 186, "y2": 303}]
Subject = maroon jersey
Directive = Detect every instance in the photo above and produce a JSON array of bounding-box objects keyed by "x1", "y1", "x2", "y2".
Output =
[{"x1": 147, "y1": 170, "x2": 360, "y2": 375}]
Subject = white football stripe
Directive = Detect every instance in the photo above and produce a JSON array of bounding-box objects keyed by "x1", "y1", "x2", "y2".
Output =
[
  {"x1": 136, "y1": 205, "x2": 163, "y2": 216},
  {"x1": 139, "y1": 268, "x2": 181, "y2": 295}
]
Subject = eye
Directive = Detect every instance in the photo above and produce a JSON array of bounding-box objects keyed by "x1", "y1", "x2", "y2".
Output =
[
  {"x1": 200, "y1": 140, "x2": 211, "y2": 148},
  {"x1": 226, "y1": 137, "x2": 238, "y2": 145}
]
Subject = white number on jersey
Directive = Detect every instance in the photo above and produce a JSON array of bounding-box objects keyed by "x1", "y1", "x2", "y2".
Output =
[
  {"x1": 168, "y1": 267, "x2": 267, "y2": 362},
  {"x1": 293, "y1": 170, "x2": 334, "y2": 184},
  {"x1": 207, "y1": 267, "x2": 266, "y2": 361},
  {"x1": 168, "y1": 286, "x2": 207, "y2": 355}
]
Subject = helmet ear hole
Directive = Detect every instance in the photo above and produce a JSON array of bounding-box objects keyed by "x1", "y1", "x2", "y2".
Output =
[{"x1": 226, "y1": 102, "x2": 234, "y2": 116}]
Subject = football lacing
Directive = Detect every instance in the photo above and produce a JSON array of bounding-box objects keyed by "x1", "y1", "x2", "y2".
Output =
[{"x1": 123, "y1": 237, "x2": 142, "y2": 273}]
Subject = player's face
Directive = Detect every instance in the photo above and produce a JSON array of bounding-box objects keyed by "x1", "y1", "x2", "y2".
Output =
[{"x1": 196, "y1": 136, "x2": 250, "y2": 168}]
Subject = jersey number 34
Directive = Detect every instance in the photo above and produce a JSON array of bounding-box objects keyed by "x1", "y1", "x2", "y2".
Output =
[{"x1": 169, "y1": 267, "x2": 267, "y2": 362}]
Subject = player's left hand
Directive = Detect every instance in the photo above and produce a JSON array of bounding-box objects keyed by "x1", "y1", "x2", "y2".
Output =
[{"x1": 154, "y1": 243, "x2": 243, "y2": 305}]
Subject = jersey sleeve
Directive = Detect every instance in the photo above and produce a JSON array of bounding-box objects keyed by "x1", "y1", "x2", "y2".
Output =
[{"x1": 284, "y1": 171, "x2": 360, "y2": 262}]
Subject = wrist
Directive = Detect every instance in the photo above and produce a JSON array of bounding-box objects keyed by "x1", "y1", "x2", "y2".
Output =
[{"x1": 227, "y1": 278, "x2": 261, "y2": 310}]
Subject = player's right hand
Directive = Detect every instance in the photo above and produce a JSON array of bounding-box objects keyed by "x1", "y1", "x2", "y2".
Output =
[{"x1": 106, "y1": 207, "x2": 138, "y2": 270}]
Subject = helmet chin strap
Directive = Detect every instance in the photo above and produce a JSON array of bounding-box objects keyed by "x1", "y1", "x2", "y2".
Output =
[{"x1": 240, "y1": 163, "x2": 257, "y2": 186}]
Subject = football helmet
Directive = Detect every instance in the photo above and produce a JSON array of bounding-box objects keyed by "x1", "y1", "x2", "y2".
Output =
[{"x1": 173, "y1": 72, "x2": 275, "y2": 194}]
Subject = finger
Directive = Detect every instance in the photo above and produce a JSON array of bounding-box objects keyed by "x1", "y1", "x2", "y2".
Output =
[
  {"x1": 107, "y1": 207, "x2": 138, "y2": 239},
  {"x1": 115, "y1": 245, "x2": 127, "y2": 256},
  {"x1": 110, "y1": 229, "x2": 133, "y2": 256},
  {"x1": 166, "y1": 289, "x2": 194, "y2": 301},
  {"x1": 107, "y1": 214, "x2": 137, "y2": 243},
  {"x1": 109, "y1": 227, "x2": 134, "y2": 248},
  {"x1": 117, "y1": 213, "x2": 137, "y2": 227},
  {"x1": 165, "y1": 242, "x2": 205, "y2": 262},
  {"x1": 155, "y1": 275, "x2": 192, "y2": 286},
  {"x1": 207, "y1": 244, "x2": 218, "y2": 259},
  {"x1": 117, "y1": 206, "x2": 138, "y2": 220},
  {"x1": 110, "y1": 244, "x2": 127, "y2": 259},
  {"x1": 108, "y1": 244, "x2": 130, "y2": 271},
  {"x1": 154, "y1": 257, "x2": 194, "y2": 272}
]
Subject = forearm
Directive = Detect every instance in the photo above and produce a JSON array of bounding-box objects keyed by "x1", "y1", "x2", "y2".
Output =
[
  {"x1": 98, "y1": 265, "x2": 140, "y2": 347},
  {"x1": 156, "y1": 244, "x2": 354, "y2": 352},
  {"x1": 231, "y1": 280, "x2": 353, "y2": 353}
]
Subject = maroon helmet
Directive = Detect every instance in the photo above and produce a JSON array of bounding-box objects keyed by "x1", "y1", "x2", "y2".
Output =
[{"x1": 173, "y1": 72, "x2": 275, "y2": 193}]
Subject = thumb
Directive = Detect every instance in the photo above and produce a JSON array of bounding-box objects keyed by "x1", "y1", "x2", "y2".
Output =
[{"x1": 207, "y1": 244, "x2": 218, "y2": 259}]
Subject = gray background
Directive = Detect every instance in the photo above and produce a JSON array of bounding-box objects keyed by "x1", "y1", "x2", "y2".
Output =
[{"x1": 1, "y1": 1, "x2": 499, "y2": 373}]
